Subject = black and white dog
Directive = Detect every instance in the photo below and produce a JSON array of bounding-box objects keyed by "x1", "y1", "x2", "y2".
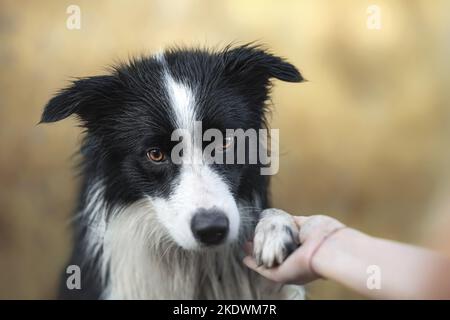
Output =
[{"x1": 41, "y1": 45, "x2": 305, "y2": 299}]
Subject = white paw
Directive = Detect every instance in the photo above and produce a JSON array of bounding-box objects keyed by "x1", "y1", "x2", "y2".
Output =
[{"x1": 253, "y1": 208, "x2": 300, "y2": 268}]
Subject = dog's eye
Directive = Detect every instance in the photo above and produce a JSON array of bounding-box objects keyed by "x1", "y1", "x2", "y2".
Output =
[
  {"x1": 146, "y1": 148, "x2": 166, "y2": 162},
  {"x1": 217, "y1": 136, "x2": 234, "y2": 152}
]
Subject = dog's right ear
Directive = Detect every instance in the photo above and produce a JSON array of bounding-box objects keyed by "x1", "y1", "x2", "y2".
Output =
[{"x1": 40, "y1": 75, "x2": 119, "y2": 124}]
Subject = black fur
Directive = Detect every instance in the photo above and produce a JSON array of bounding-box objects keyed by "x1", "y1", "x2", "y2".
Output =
[{"x1": 42, "y1": 44, "x2": 303, "y2": 299}]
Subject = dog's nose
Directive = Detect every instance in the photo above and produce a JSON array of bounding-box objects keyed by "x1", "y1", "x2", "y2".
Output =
[{"x1": 191, "y1": 208, "x2": 229, "y2": 246}]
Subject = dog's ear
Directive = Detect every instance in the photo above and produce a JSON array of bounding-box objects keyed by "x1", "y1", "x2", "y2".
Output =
[
  {"x1": 222, "y1": 44, "x2": 304, "y2": 83},
  {"x1": 40, "y1": 75, "x2": 119, "y2": 123}
]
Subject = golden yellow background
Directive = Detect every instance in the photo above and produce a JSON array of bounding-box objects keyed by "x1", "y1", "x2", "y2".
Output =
[{"x1": 1, "y1": 0, "x2": 450, "y2": 299}]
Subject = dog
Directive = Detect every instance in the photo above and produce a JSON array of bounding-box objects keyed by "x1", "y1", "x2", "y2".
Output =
[{"x1": 41, "y1": 44, "x2": 305, "y2": 299}]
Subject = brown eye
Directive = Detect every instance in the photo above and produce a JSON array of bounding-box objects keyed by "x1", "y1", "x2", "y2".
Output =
[
  {"x1": 218, "y1": 136, "x2": 234, "y2": 152},
  {"x1": 146, "y1": 148, "x2": 165, "y2": 162}
]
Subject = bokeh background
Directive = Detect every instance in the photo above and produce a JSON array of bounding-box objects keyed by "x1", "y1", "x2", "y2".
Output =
[{"x1": 1, "y1": 0, "x2": 450, "y2": 299}]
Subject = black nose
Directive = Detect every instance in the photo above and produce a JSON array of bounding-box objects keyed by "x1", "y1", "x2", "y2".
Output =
[{"x1": 191, "y1": 208, "x2": 229, "y2": 246}]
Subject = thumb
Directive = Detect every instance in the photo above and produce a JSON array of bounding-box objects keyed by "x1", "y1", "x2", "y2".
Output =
[{"x1": 293, "y1": 216, "x2": 309, "y2": 228}]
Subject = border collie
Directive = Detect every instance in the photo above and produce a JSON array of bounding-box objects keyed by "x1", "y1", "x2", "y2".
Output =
[{"x1": 41, "y1": 44, "x2": 305, "y2": 299}]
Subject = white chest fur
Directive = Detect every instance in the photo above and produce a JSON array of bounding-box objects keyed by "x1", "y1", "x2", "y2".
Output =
[{"x1": 89, "y1": 200, "x2": 302, "y2": 300}]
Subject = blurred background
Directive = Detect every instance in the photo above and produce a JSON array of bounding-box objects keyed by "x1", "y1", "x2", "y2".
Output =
[{"x1": 1, "y1": 0, "x2": 450, "y2": 299}]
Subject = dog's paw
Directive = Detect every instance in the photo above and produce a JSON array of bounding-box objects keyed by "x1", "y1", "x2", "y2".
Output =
[{"x1": 253, "y1": 208, "x2": 300, "y2": 268}]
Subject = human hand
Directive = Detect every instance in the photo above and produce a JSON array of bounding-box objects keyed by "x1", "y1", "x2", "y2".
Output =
[{"x1": 243, "y1": 215, "x2": 346, "y2": 285}]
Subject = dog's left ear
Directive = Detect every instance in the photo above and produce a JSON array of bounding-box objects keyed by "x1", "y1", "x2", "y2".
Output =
[{"x1": 222, "y1": 44, "x2": 304, "y2": 84}]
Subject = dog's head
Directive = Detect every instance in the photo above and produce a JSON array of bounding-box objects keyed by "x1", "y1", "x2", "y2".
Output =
[{"x1": 41, "y1": 45, "x2": 303, "y2": 250}]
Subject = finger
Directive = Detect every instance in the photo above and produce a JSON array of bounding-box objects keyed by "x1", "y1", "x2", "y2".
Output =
[
  {"x1": 242, "y1": 256, "x2": 280, "y2": 280},
  {"x1": 293, "y1": 215, "x2": 309, "y2": 227},
  {"x1": 242, "y1": 255, "x2": 258, "y2": 269}
]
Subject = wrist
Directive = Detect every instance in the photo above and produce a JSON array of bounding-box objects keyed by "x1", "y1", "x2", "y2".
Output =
[{"x1": 310, "y1": 227, "x2": 366, "y2": 279}]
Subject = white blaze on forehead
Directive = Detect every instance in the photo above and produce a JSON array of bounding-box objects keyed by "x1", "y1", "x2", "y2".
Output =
[
  {"x1": 164, "y1": 72, "x2": 197, "y2": 131},
  {"x1": 154, "y1": 63, "x2": 240, "y2": 250},
  {"x1": 163, "y1": 69, "x2": 202, "y2": 165}
]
